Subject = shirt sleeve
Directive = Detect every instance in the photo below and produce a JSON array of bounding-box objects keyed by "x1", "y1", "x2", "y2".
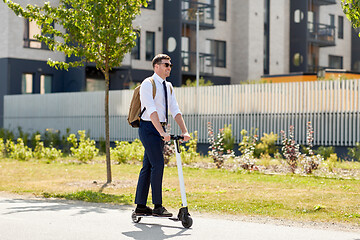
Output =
[
  {"x1": 140, "y1": 79, "x2": 157, "y2": 116},
  {"x1": 167, "y1": 82, "x2": 182, "y2": 118}
]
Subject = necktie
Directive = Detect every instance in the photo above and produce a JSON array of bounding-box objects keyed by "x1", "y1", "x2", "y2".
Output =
[{"x1": 162, "y1": 81, "x2": 168, "y2": 124}]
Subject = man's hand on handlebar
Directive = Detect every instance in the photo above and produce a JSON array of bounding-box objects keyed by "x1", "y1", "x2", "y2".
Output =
[
  {"x1": 181, "y1": 132, "x2": 191, "y2": 142},
  {"x1": 161, "y1": 132, "x2": 171, "y2": 142}
]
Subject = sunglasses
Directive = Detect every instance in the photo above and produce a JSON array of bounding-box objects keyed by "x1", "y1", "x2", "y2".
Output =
[{"x1": 158, "y1": 62, "x2": 173, "y2": 68}]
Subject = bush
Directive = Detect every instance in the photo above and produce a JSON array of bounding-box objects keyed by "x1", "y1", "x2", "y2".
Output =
[
  {"x1": 33, "y1": 134, "x2": 62, "y2": 160},
  {"x1": 180, "y1": 131, "x2": 199, "y2": 164},
  {"x1": 314, "y1": 146, "x2": 335, "y2": 160},
  {"x1": 0, "y1": 128, "x2": 14, "y2": 141},
  {"x1": 254, "y1": 132, "x2": 278, "y2": 158},
  {"x1": 348, "y1": 142, "x2": 360, "y2": 161},
  {"x1": 44, "y1": 129, "x2": 61, "y2": 149},
  {"x1": 6, "y1": 138, "x2": 33, "y2": 161},
  {"x1": 208, "y1": 122, "x2": 234, "y2": 168},
  {"x1": 111, "y1": 139, "x2": 144, "y2": 164},
  {"x1": 182, "y1": 77, "x2": 213, "y2": 87},
  {"x1": 0, "y1": 138, "x2": 5, "y2": 158},
  {"x1": 280, "y1": 126, "x2": 301, "y2": 173},
  {"x1": 33, "y1": 134, "x2": 46, "y2": 159},
  {"x1": 324, "y1": 153, "x2": 338, "y2": 172},
  {"x1": 223, "y1": 125, "x2": 235, "y2": 152},
  {"x1": 17, "y1": 127, "x2": 29, "y2": 147},
  {"x1": 299, "y1": 122, "x2": 323, "y2": 174},
  {"x1": 67, "y1": 130, "x2": 99, "y2": 163},
  {"x1": 238, "y1": 129, "x2": 258, "y2": 155},
  {"x1": 237, "y1": 129, "x2": 258, "y2": 170}
]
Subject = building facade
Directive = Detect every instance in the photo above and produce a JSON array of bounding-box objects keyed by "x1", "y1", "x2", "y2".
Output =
[{"x1": 1, "y1": 0, "x2": 359, "y2": 127}]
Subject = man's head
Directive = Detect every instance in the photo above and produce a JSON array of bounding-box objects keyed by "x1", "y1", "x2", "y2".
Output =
[{"x1": 152, "y1": 54, "x2": 172, "y2": 79}]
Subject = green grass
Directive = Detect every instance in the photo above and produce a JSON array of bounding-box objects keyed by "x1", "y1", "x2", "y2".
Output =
[
  {"x1": 0, "y1": 158, "x2": 359, "y2": 226},
  {"x1": 43, "y1": 190, "x2": 133, "y2": 205}
]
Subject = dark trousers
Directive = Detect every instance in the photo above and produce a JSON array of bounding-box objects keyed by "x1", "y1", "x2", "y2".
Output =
[{"x1": 135, "y1": 120, "x2": 165, "y2": 205}]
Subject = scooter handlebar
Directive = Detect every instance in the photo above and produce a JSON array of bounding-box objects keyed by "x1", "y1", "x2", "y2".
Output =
[{"x1": 170, "y1": 135, "x2": 184, "y2": 140}]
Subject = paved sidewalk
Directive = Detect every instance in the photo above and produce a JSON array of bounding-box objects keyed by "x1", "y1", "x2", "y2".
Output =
[{"x1": 1, "y1": 197, "x2": 359, "y2": 240}]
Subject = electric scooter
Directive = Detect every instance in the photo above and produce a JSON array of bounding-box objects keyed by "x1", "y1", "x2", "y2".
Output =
[{"x1": 131, "y1": 135, "x2": 193, "y2": 228}]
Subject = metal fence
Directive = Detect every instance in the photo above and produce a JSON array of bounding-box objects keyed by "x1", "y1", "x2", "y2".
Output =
[{"x1": 4, "y1": 79, "x2": 360, "y2": 146}]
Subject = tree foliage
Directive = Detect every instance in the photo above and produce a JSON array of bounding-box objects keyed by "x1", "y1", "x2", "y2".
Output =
[
  {"x1": 3, "y1": 0, "x2": 147, "y2": 182},
  {"x1": 342, "y1": 0, "x2": 360, "y2": 36},
  {"x1": 3, "y1": 0, "x2": 146, "y2": 72}
]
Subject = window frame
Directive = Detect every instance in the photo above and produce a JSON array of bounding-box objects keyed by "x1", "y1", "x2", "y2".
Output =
[
  {"x1": 40, "y1": 74, "x2": 53, "y2": 94},
  {"x1": 21, "y1": 73, "x2": 34, "y2": 94},
  {"x1": 338, "y1": 15, "x2": 344, "y2": 39},
  {"x1": 24, "y1": 19, "x2": 54, "y2": 50},
  {"x1": 219, "y1": 0, "x2": 227, "y2": 21},
  {"x1": 145, "y1": 31, "x2": 155, "y2": 61},
  {"x1": 213, "y1": 40, "x2": 226, "y2": 68},
  {"x1": 329, "y1": 55, "x2": 343, "y2": 69},
  {"x1": 131, "y1": 31, "x2": 141, "y2": 60}
]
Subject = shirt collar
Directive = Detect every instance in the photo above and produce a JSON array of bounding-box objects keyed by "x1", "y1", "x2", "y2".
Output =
[{"x1": 153, "y1": 73, "x2": 165, "y2": 84}]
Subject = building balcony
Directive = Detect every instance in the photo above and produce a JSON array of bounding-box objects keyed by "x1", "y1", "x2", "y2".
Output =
[
  {"x1": 308, "y1": 22, "x2": 336, "y2": 47},
  {"x1": 181, "y1": 0, "x2": 215, "y2": 30},
  {"x1": 181, "y1": 51, "x2": 215, "y2": 75},
  {"x1": 312, "y1": 0, "x2": 337, "y2": 6}
]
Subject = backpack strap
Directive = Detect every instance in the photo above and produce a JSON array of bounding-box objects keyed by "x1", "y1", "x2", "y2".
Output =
[
  {"x1": 149, "y1": 77, "x2": 156, "y2": 98},
  {"x1": 139, "y1": 77, "x2": 157, "y2": 117}
]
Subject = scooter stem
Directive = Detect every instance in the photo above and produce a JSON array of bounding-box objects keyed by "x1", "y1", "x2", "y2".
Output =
[{"x1": 173, "y1": 138, "x2": 188, "y2": 207}]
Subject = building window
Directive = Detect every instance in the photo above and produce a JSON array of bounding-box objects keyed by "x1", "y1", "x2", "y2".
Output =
[
  {"x1": 146, "y1": 31, "x2": 155, "y2": 61},
  {"x1": 210, "y1": 40, "x2": 226, "y2": 68},
  {"x1": 22, "y1": 73, "x2": 33, "y2": 94},
  {"x1": 329, "y1": 55, "x2": 343, "y2": 69},
  {"x1": 219, "y1": 0, "x2": 227, "y2": 21},
  {"x1": 131, "y1": 31, "x2": 140, "y2": 60},
  {"x1": 142, "y1": 0, "x2": 155, "y2": 10},
  {"x1": 329, "y1": 14, "x2": 335, "y2": 27},
  {"x1": 338, "y1": 16, "x2": 344, "y2": 39},
  {"x1": 86, "y1": 78, "x2": 106, "y2": 92},
  {"x1": 40, "y1": 75, "x2": 52, "y2": 94},
  {"x1": 24, "y1": 19, "x2": 53, "y2": 49},
  {"x1": 264, "y1": 0, "x2": 270, "y2": 74}
]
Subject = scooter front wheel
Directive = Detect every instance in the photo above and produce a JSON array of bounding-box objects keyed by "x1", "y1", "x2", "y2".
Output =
[
  {"x1": 131, "y1": 211, "x2": 142, "y2": 223},
  {"x1": 182, "y1": 216, "x2": 193, "y2": 228}
]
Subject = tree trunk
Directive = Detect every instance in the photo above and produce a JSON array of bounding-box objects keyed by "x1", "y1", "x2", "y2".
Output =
[{"x1": 105, "y1": 67, "x2": 112, "y2": 183}]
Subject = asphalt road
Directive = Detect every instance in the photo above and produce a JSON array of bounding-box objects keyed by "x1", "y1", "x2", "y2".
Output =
[{"x1": 1, "y1": 196, "x2": 359, "y2": 240}]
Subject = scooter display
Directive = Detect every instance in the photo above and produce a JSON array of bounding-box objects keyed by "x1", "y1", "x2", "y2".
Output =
[{"x1": 131, "y1": 135, "x2": 193, "y2": 228}]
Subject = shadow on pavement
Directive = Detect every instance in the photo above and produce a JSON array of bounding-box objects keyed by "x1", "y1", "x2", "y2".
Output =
[
  {"x1": 0, "y1": 198, "x2": 131, "y2": 216},
  {"x1": 122, "y1": 222, "x2": 191, "y2": 240}
]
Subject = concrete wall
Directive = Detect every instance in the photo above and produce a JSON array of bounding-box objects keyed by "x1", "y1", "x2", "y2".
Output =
[
  {"x1": 230, "y1": 0, "x2": 249, "y2": 83},
  {"x1": 129, "y1": 2, "x2": 164, "y2": 71},
  {"x1": 319, "y1": 2, "x2": 352, "y2": 70},
  {"x1": 269, "y1": 0, "x2": 290, "y2": 75},
  {"x1": 0, "y1": 0, "x2": 65, "y2": 62}
]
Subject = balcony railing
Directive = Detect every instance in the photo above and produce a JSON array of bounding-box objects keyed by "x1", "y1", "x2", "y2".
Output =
[
  {"x1": 312, "y1": 0, "x2": 336, "y2": 6},
  {"x1": 308, "y1": 22, "x2": 335, "y2": 47},
  {"x1": 181, "y1": 0, "x2": 215, "y2": 29},
  {"x1": 181, "y1": 51, "x2": 215, "y2": 75}
]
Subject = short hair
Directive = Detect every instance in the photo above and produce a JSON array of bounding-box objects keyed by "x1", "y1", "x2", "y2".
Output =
[{"x1": 152, "y1": 54, "x2": 171, "y2": 68}]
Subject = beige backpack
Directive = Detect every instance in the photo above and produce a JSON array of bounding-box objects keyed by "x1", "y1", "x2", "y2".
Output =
[
  {"x1": 127, "y1": 78, "x2": 156, "y2": 128},
  {"x1": 127, "y1": 77, "x2": 173, "y2": 128}
]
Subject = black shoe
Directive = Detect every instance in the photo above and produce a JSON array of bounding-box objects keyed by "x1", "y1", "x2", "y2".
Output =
[
  {"x1": 135, "y1": 206, "x2": 153, "y2": 216},
  {"x1": 152, "y1": 206, "x2": 173, "y2": 217}
]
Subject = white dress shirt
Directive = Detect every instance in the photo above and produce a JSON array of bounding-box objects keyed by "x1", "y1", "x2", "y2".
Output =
[{"x1": 140, "y1": 73, "x2": 182, "y2": 122}]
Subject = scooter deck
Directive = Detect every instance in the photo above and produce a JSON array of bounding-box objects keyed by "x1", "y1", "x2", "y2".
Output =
[{"x1": 132, "y1": 211, "x2": 180, "y2": 222}]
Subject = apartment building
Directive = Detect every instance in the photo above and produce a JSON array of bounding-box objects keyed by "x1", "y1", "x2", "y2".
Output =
[{"x1": 0, "y1": 0, "x2": 359, "y2": 127}]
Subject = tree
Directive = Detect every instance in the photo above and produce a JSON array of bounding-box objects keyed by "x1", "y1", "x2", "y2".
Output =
[
  {"x1": 342, "y1": 0, "x2": 360, "y2": 35},
  {"x1": 3, "y1": 0, "x2": 147, "y2": 183}
]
